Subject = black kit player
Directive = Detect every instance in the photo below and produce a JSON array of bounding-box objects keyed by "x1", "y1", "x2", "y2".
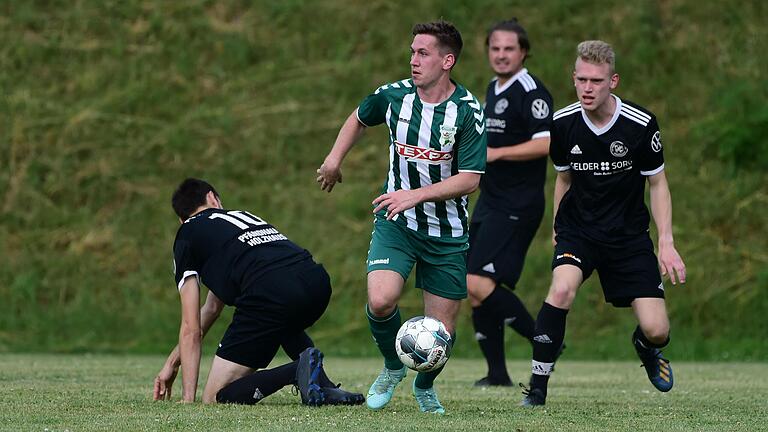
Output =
[
  {"x1": 153, "y1": 178, "x2": 363, "y2": 406},
  {"x1": 522, "y1": 41, "x2": 686, "y2": 406},
  {"x1": 467, "y1": 19, "x2": 555, "y2": 387}
]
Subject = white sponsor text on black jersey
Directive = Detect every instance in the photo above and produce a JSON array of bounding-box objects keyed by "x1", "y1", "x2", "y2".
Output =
[
  {"x1": 550, "y1": 95, "x2": 664, "y2": 242},
  {"x1": 476, "y1": 68, "x2": 553, "y2": 219},
  {"x1": 172, "y1": 208, "x2": 311, "y2": 305}
]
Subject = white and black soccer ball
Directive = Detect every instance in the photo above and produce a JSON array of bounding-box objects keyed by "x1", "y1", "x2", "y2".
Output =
[{"x1": 395, "y1": 316, "x2": 452, "y2": 372}]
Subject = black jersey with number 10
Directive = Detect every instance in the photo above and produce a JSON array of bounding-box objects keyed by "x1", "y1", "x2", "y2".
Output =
[
  {"x1": 172, "y1": 208, "x2": 311, "y2": 305},
  {"x1": 550, "y1": 95, "x2": 665, "y2": 243}
]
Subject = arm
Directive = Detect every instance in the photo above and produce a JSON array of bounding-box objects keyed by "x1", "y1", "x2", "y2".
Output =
[
  {"x1": 648, "y1": 171, "x2": 686, "y2": 285},
  {"x1": 372, "y1": 172, "x2": 481, "y2": 220},
  {"x1": 153, "y1": 290, "x2": 224, "y2": 401},
  {"x1": 552, "y1": 170, "x2": 572, "y2": 245},
  {"x1": 487, "y1": 137, "x2": 550, "y2": 162},
  {"x1": 316, "y1": 110, "x2": 367, "y2": 192},
  {"x1": 178, "y1": 277, "x2": 202, "y2": 402}
]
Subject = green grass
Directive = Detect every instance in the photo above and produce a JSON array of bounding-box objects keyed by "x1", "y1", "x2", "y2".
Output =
[
  {"x1": 1, "y1": 354, "x2": 766, "y2": 431},
  {"x1": 0, "y1": 1, "x2": 766, "y2": 358}
]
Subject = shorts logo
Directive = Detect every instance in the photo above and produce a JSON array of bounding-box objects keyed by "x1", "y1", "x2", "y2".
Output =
[
  {"x1": 482, "y1": 263, "x2": 496, "y2": 273},
  {"x1": 556, "y1": 252, "x2": 582, "y2": 263},
  {"x1": 533, "y1": 334, "x2": 553, "y2": 344},
  {"x1": 368, "y1": 258, "x2": 390, "y2": 266},
  {"x1": 658, "y1": 282, "x2": 665, "y2": 292},
  {"x1": 651, "y1": 131, "x2": 662, "y2": 152},
  {"x1": 531, "y1": 99, "x2": 550, "y2": 119},
  {"x1": 610, "y1": 140, "x2": 628, "y2": 157},
  {"x1": 494, "y1": 98, "x2": 508, "y2": 114},
  {"x1": 395, "y1": 141, "x2": 453, "y2": 164},
  {"x1": 439, "y1": 125, "x2": 457, "y2": 147}
]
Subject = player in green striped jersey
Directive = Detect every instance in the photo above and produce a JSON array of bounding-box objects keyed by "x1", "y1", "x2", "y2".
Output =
[{"x1": 317, "y1": 21, "x2": 486, "y2": 414}]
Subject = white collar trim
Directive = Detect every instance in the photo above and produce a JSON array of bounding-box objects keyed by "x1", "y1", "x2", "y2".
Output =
[
  {"x1": 581, "y1": 94, "x2": 621, "y2": 136},
  {"x1": 494, "y1": 68, "x2": 529, "y2": 96}
]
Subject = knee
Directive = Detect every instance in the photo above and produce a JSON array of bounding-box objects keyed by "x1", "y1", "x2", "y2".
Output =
[
  {"x1": 641, "y1": 324, "x2": 670, "y2": 345},
  {"x1": 466, "y1": 276, "x2": 493, "y2": 307},
  {"x1": 546, "y1": 282, "x2": 577, "y2": 309},
  {"x1": 202, "y1": 391, "x2": 219, "y2": 404},
  {"x1": 367, "y1": 294, "x2": 397, "y2": 317}
]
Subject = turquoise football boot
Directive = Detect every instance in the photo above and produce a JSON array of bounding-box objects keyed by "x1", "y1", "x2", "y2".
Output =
[{"x1": 366, "y1": 366, "x2": 406, "y2": 410}]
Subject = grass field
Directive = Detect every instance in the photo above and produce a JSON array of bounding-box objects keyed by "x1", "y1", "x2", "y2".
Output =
[{"x1": 1, "y1": 354, "x2": 765, "y2": 431}]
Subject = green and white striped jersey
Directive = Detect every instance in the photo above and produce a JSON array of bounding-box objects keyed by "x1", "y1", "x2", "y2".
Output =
[{"x1": 356, "y1": 78, "x2": 487, "y2": 239}]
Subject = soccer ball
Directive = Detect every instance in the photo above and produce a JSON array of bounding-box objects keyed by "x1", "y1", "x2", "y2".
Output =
[{"x1": 395, "y1": 316, "x2": 452, "y2": 372}]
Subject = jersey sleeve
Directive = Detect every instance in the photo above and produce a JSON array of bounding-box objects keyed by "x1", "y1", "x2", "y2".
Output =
[
  {"x1": 356, "y1": 90, "x2": 389, "y2": 127},
  {"x1": 549, "y1": 119, "x2": 570, "y2": 171},
  {"x1": 524, "y1": 89, "x2": 554, "y2": 139},
  {"x1": 637, "y1": 116, "x2": 665, "y2": 176},
  {"x1": 457, "y1": 98, "x2": 487, "y2": 173},
  {"x1": 173, "y1": 234, "x2": 199, "y2": 292}
]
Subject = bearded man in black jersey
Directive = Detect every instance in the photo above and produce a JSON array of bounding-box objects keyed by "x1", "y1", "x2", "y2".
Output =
[
  {"x1": 467, "y1": 19, "x2": 555, "y2": 388},
  {"x1": 153, "y1": 178, "x2": 363, "y2": 406},
  {"x1": 522, "y1": 41, "x2": 686, "y2": 406}
]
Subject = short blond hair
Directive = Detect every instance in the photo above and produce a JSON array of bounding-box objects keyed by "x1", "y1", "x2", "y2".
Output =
[{"x1": 576, "y1": 40, "x2": 615, "y2": 73}]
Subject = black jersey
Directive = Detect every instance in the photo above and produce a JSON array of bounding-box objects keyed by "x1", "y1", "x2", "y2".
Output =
[
  {"x1": 172, "y1": 208, "x2": 311, "y2": 305},
  {"x1": 550, "y1": 95, "x2": 665, "y2": 243},
  {"x1": 475, "y1": 68, "x2": 553, "y2": 219}
]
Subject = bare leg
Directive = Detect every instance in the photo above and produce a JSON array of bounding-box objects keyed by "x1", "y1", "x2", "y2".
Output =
[
  {"x1": 202, "y1": 355, "x2": 254, "y2": 404},
  {"x1": 423, "y1": 291, "x2": 461, "y2": 334},
  {"x1": 631, "y1": 298, "x2": 670, "y2": 344},
  {"x1": 467, "y1": 274, "x2": 496, "y2": 307}
]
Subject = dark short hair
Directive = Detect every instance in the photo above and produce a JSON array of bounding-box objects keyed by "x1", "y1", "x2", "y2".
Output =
[
  {"x1": 412, "y1": 20, "x2": 463, "y2": 62},
  {"x1": 485, "y1": 18, "x2": 531, "y2": 60},
  {"x1": 171, "y1": 178, "x2": 218, "y2": 220}
]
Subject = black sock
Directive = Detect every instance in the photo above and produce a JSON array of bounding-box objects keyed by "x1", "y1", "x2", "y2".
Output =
[
  {"x1": 216, "y1": 361, "x2": 298, "y2": 405},
  {"x1": 472, "y1": 304, "x2": 509, "y2": 381},
  {"x1": 281, "y1": 331, "x2": 314, "y2": 361},
  {"x1": 632, "y1": 326, "x2": 670, "y2": 353},
  {"x1": 493, "y1": 286, "x2": 535, "y2": 341},
  {"x1": 530, "y1": 302, "x2": 568, "y2": 394}
]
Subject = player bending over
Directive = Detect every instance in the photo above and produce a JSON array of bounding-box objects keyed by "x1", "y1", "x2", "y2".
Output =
[{"x1": 153, "y1": 178, "x2": 363, "y2": 406}]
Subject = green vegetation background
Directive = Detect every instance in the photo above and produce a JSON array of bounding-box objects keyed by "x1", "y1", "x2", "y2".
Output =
[{"x1": 1, "y1": 1, "x2": 766, "y2": 360}]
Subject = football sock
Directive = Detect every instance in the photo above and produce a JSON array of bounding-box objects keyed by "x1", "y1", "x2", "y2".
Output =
[
  {"x1": 280, "y1": 331, "x2": 314, "y2": 361},
  {"x1": 216, "y1": 361, "x2": 297, "y2": 405},
  {"x1": 366, "y1": 304, "x2": 404, "y2": 370},
  {"x1": 414, "y1": 332, "x2": 456, "y2": 390},
  {"x1": 632, "y1": 326, "x2": 670, "y2": 352},
  {"x1": 494, "y1": 286, "x2": 535, "y2": 342},
  {"x1": 530, "y1": 302, "x2": 568, "y2": 393},
  {"x1": 472, "y1": 304, "x2": 509, "y2": 381}
]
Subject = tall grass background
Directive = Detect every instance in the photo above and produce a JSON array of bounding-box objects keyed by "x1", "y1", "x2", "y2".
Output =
[{"x1": 1, "y1": 0, "x2": 766, "y2": 360}]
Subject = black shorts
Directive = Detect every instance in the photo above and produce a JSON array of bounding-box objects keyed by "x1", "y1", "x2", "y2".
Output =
[
  {"x1": 467, "y1": 211, "x2": 542, "y2": 288},
  {"x1": 552, "y1": 230, "x2": 664, "y2": 307},
  {"x1": 216, "y1": 260, "x2": 331, "y2": 369}
]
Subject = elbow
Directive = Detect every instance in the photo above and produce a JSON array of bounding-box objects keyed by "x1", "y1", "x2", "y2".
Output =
[
  {"x1": 466, "y1": 176, "x2": 481, "y2": 194},
  {"x1": 204, "y1": 303, "x2": 224, "y2": 319}
]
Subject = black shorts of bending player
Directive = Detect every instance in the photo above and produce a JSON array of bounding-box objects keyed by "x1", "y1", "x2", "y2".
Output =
[
  {"x1": 467, "y1": 211, "x2": 542, "y2": 288},
  {"x1": 551, "y1": 230, "x2": 664, "y2": 307},
  {"x1": 216, "y1": 260, "x2": 332, "y2": 369}
]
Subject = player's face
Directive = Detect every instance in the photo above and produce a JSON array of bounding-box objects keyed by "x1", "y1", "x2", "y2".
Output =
[
  {"x1": 410, "y1": 34, "x2": 453, "y2": 89},
  {"x1": 487, "y1": 30, "x2": 526, "y2": 78},
  {"x1": 573, "y1": 58, "x2": 619, "y2": 112}
]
